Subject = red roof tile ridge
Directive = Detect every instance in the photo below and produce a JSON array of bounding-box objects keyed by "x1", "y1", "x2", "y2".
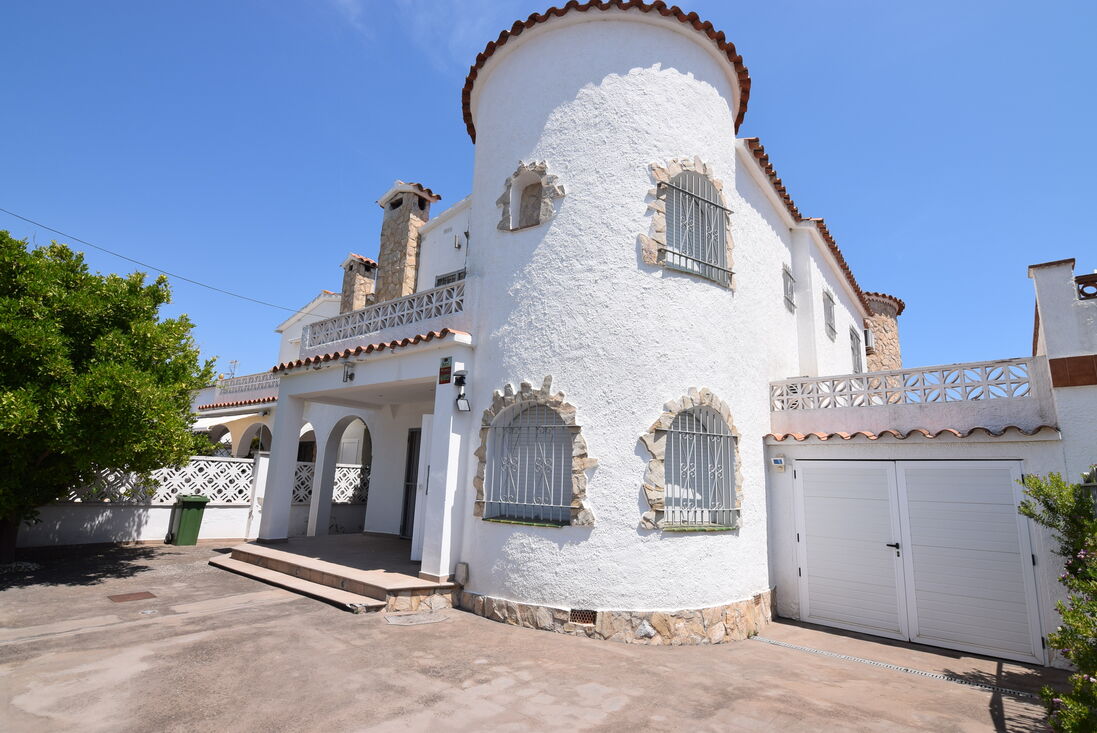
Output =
[
  {"x1": 197, "y1": 395, "x2": 278, "y2": 411},
  {"x1": 462, "y1": 1, "x2": 751, "y2": 143},
  {"x1": 765, "y1": 425, "x2": 1059, "y2": 442},
  {"x1": 399, "y1": 181, "x2": 441, "y2": 201},
  {"x1": 347, "y1": 252, "x2": 378, "y2": 266},
  {"x1": 271, "y1": 328, "x2": 469, "y2": 373},
  {"x1": 864, "y1": 291, "x2": 906, "y2": 316}
]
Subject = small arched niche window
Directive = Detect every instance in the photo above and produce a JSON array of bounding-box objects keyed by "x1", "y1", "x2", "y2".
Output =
[
  {"x1": 497, "y1": 162, "x2": 565, "y2": 232},
  {"x1": 485, "y1": 403, "x2": 572, "y2": 525},
  {"x1": 517, "y1": 179, "x2": 543, "y2": 229},
  {"x1": 664, "y1": 170, "x2": 730, "y2": 286}
]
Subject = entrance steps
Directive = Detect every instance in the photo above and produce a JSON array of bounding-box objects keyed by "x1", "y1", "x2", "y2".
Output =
[{"x1": 208, "y1": 541, "x2": 456, "y2": 614}]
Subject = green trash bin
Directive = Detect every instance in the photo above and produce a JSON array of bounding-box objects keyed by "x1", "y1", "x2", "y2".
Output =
[{"x1": 172, "y1": 494, "x2": 210, "y2": 545}]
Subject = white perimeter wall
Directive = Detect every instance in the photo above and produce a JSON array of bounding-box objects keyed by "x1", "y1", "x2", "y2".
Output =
[{"x1": 457, "y1": 13, "x2": 800, "y2": 611}]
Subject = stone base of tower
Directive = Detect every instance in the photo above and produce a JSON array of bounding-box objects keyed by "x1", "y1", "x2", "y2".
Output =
[{"x1": 458, "y1": 589, "x2": 773, "y2": 645}]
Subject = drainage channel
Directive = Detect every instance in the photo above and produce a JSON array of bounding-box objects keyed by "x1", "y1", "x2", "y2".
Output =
[{"x1": 750, "y1": 636, "x2": 1040, "y2": 701}]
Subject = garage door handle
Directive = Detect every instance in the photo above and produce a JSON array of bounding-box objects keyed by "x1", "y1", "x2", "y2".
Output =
[{"x1": 885, "y1": 542, "x2": 900, "y2": 549}]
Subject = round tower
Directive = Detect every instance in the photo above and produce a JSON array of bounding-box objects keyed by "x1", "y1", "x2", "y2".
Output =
[
  {"x1": 864, "y1": 292, "x2": 905, "y2": 372},
  {"x1": 458, "y1": 3, "x2": 780, "y2": 643}
]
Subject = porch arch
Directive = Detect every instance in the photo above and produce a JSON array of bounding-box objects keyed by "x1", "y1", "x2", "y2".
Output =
[{"x1": 306, "y1": 414, "x2": 372, "y2": 536}]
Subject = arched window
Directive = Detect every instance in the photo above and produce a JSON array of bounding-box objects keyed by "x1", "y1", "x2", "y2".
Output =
[
  {"x1": 663, "y1": 405, "x2": 737, "y2": 528},
  {"x1": 663, "y1": 169, "x2": 731, "y2": 286},
  {"x1": 518, "y1": 181, "x2": 543, "y2": 229},
  {"x1": 485, "y1": 403, "x2": 573, "y2": 524}
]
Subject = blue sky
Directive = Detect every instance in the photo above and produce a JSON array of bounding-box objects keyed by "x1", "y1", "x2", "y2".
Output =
[{"x1": 2, "y1": 1, "x2": 1094, "y2": 375}]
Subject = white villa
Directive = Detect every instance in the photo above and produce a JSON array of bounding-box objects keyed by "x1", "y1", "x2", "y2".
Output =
[{"x1": 31, "y1": 2, "x2": 1094, "y2": 666}]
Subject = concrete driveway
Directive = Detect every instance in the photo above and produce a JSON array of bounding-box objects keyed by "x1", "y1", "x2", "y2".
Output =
[{"x1": 1, "y1": 544, "x2": 1066, "y2": 732}]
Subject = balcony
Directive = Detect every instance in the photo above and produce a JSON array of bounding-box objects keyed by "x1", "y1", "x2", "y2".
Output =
[
  {"x1": 299, "y1": 282, "x2": 466, "y2": 358},
  {"x1": 193, "y1": 371, "x2": 280, "y2": 410},
  {"x1": 769, "y1": 357, "x2": 1057, "y2": 437}
]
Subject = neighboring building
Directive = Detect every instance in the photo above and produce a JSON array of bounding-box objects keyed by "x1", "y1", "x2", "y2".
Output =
[{"x1": 196, "y1": 2, "x2": 1095, "y2": 665}]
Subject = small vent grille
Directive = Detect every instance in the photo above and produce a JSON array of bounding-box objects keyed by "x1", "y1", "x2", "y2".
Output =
[{"x1": 569, "y1": 609, "x2": 597, "y2": 625}]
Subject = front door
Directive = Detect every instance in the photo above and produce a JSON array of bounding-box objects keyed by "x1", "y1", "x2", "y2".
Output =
[{"x1": 400, "y1": 429, "x2": 421, "y2": 539}]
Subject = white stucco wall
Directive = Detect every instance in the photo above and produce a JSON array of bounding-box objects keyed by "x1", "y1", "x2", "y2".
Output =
[
  {"x1": 456, "y1": 13, "x2": 799, "y2": 611},
  {"x1": 416, "y1": 197, "x2": 470, "y2": 292},
  {"x1": 804, "y1": 236, "x2": 865, "y2": 376}
]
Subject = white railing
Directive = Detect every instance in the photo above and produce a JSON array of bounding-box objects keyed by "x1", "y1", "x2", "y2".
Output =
[
  {"x1": 770, "y1": 358, "x2": 1032, "y2": 412},
  {"x1": 218, "y1": 371, "x2": 280, "y2": 395},
  {"x1": 301, "y1": 282, "x2": 464, "y2": 352},
  {"x1": 292, "y1": 463, "x2": 370, "y2": 504},
  {"x1": 71, "y1": 456, "x2": 256, "y2": 505}
]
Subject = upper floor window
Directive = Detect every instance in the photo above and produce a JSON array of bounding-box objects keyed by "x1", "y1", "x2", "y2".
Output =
[
  {"x1": 823, "y1": 291, "x2": 837, "y2": 340},
  {"x1": 664, "y1": 171, "x2": 731, "y2": 286},
  {"x1": 782, "y1": 265, "x2": 796, "y2": 311},
  {"x1": 850, "y1": 327, "x2": 863, "y2": 374},
  {"x1": 434, "y1": 269, "x2": 466, "y2": 288}
]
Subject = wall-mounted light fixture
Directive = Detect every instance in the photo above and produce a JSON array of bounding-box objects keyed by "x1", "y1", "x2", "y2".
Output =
[
  {"x1": 343, "y1": 362, "x2": 356, "y2": 383},
  {"x1": 454, "y1": 370, "x2": 471, "y2": 412}
]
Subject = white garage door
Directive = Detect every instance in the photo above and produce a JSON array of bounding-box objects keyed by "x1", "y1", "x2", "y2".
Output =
[{"x1": 796, "y1": 460, "x2": 1043, "y2": 664}]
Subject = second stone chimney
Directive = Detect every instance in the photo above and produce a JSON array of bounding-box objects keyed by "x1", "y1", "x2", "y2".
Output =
[
  {"x1": 374, "y1": 181, "x2": 441, "y2": 302},
  {"x1": 340, "y1": 254, "x2": 377, "y2": 314},
  {"x1": 864, "y1": 292, "x2": 905, "y2": 372}
]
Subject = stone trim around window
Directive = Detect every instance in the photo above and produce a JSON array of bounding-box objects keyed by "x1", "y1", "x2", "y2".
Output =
[
  {"x1": 473, "y1": 376, "x2": 596, "y2": 526},
  {"x1": 638, "y1": 387, "x2": 743, "y2": 530},
  {"x1": 496, "y1": 161, "x2": 565, "y2": 232},
  {"x1": 638, "y1": 157, "x2": 736, "y2": 289}
]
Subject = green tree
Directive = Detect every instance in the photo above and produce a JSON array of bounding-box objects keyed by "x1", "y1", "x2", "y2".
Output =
[
  {"x1": 0, "y1": 231, "x2": 214, "y2": 561},
  {"x1": 1019, "y1": 471, "x2": 1097, "y2": 733}
]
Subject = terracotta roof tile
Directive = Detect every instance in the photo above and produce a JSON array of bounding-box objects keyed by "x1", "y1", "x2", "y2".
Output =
[
  {"x1": 197, "y1": 396, "x2": 278, "y2": 411},
  {"x1": 348, "y1": 253, "x2": 378, "y2": 267},
  {"x1": 272, "y1": 328, "x2": 470, "y2": 373},
  {"x1": 462, "y1": 1, "x2": 751, "y2": 143},
  {"x1": 743, "y1": 137, "x2": 873, "y2": 313},
  {"x1": 765, "y1": 425, "x2": 1059, "y2": 442},
  {"x1": 403, "y1": 182, "x2": 441, "y2": 201},
  {"x1": 864, "y1": 291, "x2": 906, "y2": 316}
]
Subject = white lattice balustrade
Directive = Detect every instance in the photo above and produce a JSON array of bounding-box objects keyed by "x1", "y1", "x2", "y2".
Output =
[
  {"x1": 292, "y1": 463, "x2": 369, "y2": 504},
  {"x1": 300, "y1": 282, "x2": 464, "y2": 353},
  {"x1": 293, "y1": 461, "x2": 315, "y2": 503},
  {"x1": 770, "y1": 358, "x2": 1032, "y2": 412},
  {"x1": 71, "y1": 457, "x2": 255, "y2": 505},
  {"x1": 218, "y1": 371, "x2": 280, "y2": 395}
]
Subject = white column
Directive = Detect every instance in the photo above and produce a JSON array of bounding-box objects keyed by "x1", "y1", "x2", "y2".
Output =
[
  {"x1": 307, "y1": 431, "x2": 337, "y2": 536},
  {"x1": 257, "y1": 396, "x2": 305, "y2": 541},
  {"x1": 245, "y1": 451, "x2": 270, "y2": 540},
  {"x1": 418, "y1": 364, "x2": 469, "y2": 582}
]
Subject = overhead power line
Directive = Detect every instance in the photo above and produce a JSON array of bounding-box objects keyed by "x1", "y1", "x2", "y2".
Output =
[{"x1": 0, "y1": 206, "x2": 317, "y2": 316}]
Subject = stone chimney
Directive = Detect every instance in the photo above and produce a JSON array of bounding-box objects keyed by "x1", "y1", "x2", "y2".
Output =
[
  {"x1": 340, "y1": 254, "x2": 377, "y2": 314},
  {"x1": 864, "y1": 292, "x2": 905, "y2": 371},
  {"x1": 374, "y1": 181, "x2": 441, "y2": 302}
]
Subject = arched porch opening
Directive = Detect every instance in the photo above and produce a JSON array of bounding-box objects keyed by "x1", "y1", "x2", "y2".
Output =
[
  {"x1": 306, "y1": 415, "x2": 372, "y2": 536},
  {"x1": 206, "y1": 424, "x2": 233, "y2": 456},
  {"x1": 236, "y1": 422, "x2": 272, "y2": 458}
]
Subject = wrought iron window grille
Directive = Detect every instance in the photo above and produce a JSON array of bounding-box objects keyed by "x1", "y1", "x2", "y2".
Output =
[
  {"x1": 659, "y1": 171, "x2": 732, "y2": 288},
  {"x1": 434, "y1": 268, "x2": 467, "y2": 288},
  {"x1": 783, "y1": 265, "x2": 796, "y2": 311},
  {"x1": 662, "y1": 406, "x2": 739, "y2": 529},
  {"x1": 484, "y1": 404, "x2": 576, "y2": 525}
]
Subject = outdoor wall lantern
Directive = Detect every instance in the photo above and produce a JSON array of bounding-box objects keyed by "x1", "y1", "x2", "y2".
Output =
[
  {"x1": 343, "y1": 362, "x2": 355, "y2": 383},
  {"x1": 454, "y1": 370, "x2": 471, "y2": 412}
]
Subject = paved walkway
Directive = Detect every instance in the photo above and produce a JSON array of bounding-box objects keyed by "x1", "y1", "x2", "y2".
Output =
[{"x1": 1, "y1": 544, "x2": 1066, "y2": 732}]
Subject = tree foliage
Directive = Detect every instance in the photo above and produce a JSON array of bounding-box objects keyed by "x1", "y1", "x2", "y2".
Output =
[
  {"x1": 1019, "y1": 471, "x2": 1097, "y2": 733},
  {"x1": 0, "y1": 231, "x2": 214, "y2": 530}
]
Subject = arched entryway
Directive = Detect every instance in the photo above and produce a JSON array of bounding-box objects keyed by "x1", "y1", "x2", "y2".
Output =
[{"x1": 306, "y1": 416, "x2": 372, "y2": 536}]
